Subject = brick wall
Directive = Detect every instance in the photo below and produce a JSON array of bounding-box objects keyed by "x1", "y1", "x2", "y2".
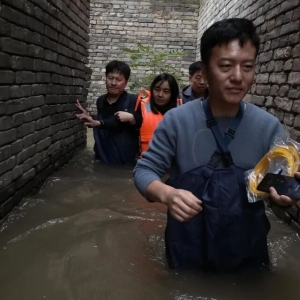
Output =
[
  {"x1": 87, "y1": 0, "x2": 199, "y2": 113},
  {"x1": 197, "y1": 0, "x2": 300, "y2": 232},
  {"x1": 0, "y1": 0, "x2": 91, "y2": 221}
]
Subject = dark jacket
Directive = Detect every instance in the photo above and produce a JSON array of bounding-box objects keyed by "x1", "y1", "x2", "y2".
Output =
[
  {"x1": 93, "y1": 91, "x2": 139, "y2": 164},
  {"x1": 180, "y1": 85, "x2": 209, "y2": 103}
]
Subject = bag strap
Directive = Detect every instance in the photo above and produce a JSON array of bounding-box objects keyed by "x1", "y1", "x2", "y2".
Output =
[{"x1": 202, "y1": 99, "x2": 244, "y2": 174}]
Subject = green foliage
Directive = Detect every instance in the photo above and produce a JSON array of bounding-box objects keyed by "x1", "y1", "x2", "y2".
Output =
[{"x1": 122, "y1": 43, "x2": 186, "y2": 92}]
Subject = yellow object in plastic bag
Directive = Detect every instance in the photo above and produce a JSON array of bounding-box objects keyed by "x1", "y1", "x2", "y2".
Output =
[{"x1": 248, "y1": 146, "x2": 300, "y2": 197}]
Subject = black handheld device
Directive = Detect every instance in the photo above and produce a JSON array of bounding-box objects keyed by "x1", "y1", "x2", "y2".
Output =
[{"x1": 257, "y1": 173, "x2": 300, "y2": 199}]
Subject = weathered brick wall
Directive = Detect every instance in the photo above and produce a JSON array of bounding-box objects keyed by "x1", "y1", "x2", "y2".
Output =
[
  {"x1": 87, "y1": 0, "x2": 199, "y2": 113},
  {"x1": 0, "y1": 0, "x2": 91, "y2": 220},
  {"x1": 197, "y1": 0, "x2": 300, "y2": 232}
]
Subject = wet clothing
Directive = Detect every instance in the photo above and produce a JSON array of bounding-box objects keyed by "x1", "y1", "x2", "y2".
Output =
[
  {"x1": 133, "y1": 99, "x2": 286, "y2": 272},
  {"x1": 93, "y1": 91, "x2": 139, "y2": 164},
  {"x1": 180, "y1": 85, "x2": 209, "y2": 103}
]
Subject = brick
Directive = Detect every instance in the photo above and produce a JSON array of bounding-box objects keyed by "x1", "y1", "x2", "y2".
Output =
[
  {"x1": 36, "y1": 73, "x2": 51, "y2": 83},
  {"x1": 45, "y1": 50, "x2": 58, "y2": 62},
  {"x1": 284, "y1": 59, "x2": 293, "y2": 71},
  {"x1": 274, "y1": 97, "x2": 293, "y2": 111},
  {"x1": 16, "y1": 71, "x2": 35, "y2": 84},
  {"x1": 280, "y1": 21, "x2": 300, "y2": 36},
  {"x1": 0, "y1": 116, "x2": 12, "y2": 131},
  {"x1": 26, "y1": 16, "x2": 45, "y2": 34},
  {"x1": 27, "y1": 45, "x2": 44, "y2": 58},
  {"x1": 288, "y1": 72, "x2": 300, "y2": 85},
  {"x1": 33, "y1": 59, "x2": 44, "y2": 71},
  {"x1": 251, "y1": 95, "x2": 265, "y2": 106},
  {"x1": 2, "y1": 5, "x2": 27, "y2": 27},
  {"x1": 17, "y1": 121, "x2": 35, "y2": 138},
  {"x1": 0, "y1": 18, "x2": 11, "y2": 36},
  {"x1": 0, "y1": 52, "x2": 11, "y2": 68},
  {"x1": 274, "y1": 61, "x2": 284, "y2": 72},
  {"x1": 36, "y1": 137, "x2": 51, "y2": 152},
  {"x1": 0, "y1": 129, "x2": 17, "y2": 147},
  {"x1": 11, "y1": 56, "x2": 25, "y2": 70},
  {"x1": 293, "y1": 59, "x2": 300, "y2": 71},
  {"x1": 32, "y1": 128, "x2": 48, "y2": 144},
  {"x1": 16, "y1": 168, "x2": 35, "y2": 189},
  {"x1": 269, "y1": 73, "x2": 287, "y2": 84},
  {"x1": 28, "y1": 95, "x2": 45, "y2": 108},
  {"x1": 36, "y1": 116, "x2": 52, "y2": 130},
  {"x1": 274, "y1": 47, "x2": 292, "y2": 60},
  {"x1": 279, "y1": 86, "x2": 289, "y2": 97},
  {"x1": 289, "y1": 89, "x2": 300, "y2": 99},
  {"x1": 2, "y1": 0, "x2": 24, "y2": 10},
  {"x1": 16, "y1": 145, "x2": 36, "y2": 164},
  {"x1": 12, "y1": 165, "x2": 23, "y2": 180},
  {"x1": 0, "y1": 182, "x2": 15, "y2": 204},
  {"x1": 292, "y1": 44, "x2": 300, "y2": 58},
  {"x1": 280, "y1": 0, "x2": 300, "y2": 14},
  {"x1": 5, "y1": 98, "x2": 30, "y2": 115},
  {"x1": 0, "y1": 71, "x2": 15, "y2": 84},
  {"x1": 11, "y1": 139, "x2": 23, "y2": 155},
  {"x1": 0, "y1": 171, "x2": 13, "y2": 190},
  {"x1": 256, "y1": 73, "x2": 269, "y2": 83},
  {"x1": 10, "y1": 86, "x2": 22, "y2": 99},
  {"x1": 32, "y1": 108, "x2": 42, "y2": 120},
  {"x1": 0, "y1": 145, "x2": 11, "y2": 163},
  {"x1": 32, "y1": 84, "x2": 48, "y2": 96},
  {"x1": 0, "y1": 86, "x2": 10, "y2": 101},
  {"x1": 21, "y1": 85, "x2": 32, "y2": 97},
  {"x1": 23, "y1": 111, "x2": 33, "y2": 123},
  {"x1": 289, "y1": 32, "x2": 299, "y2": 44},
  {"x1": 12, "y1": 113, "x2": 25, "y2": 127},
  {"x1": 45, "y1": 26, "x2": 58, "y2": 41},
  {"x1": 0, "y1": 156, "x2": 16, "y2": 176}
]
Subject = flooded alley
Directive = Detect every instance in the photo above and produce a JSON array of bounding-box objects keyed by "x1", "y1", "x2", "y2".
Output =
[{"x1": 0, "y1": 130, "x2": 300, "y2": 300}]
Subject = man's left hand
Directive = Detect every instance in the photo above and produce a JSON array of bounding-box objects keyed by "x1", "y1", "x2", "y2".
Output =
[
  {"x1": 114, "y1": 111, "x2": 135, "y2": 124},
  {"x1": 269, "y1": 172, "x2": 300, "y2": 207}
]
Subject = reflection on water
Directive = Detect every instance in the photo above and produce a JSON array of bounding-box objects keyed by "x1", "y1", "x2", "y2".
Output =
[{"x1": 0, "y1": 140, "x2": 300, "y2": 300}]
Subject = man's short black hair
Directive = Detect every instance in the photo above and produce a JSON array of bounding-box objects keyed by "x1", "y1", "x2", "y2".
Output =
[
  {"x1": 105, "y1": 60, "x2": 131, "y2": 80},
  {"x1": 189, "y1": 61, "x2": 202, "y2": 76},
  {"x1": 200, "y1": 18, "x2": 260, "y2": 65}
]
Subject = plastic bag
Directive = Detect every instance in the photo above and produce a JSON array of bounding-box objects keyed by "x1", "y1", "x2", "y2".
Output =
[{"x1": 245, "y1": 130, "x2": 300, "y2": 203}]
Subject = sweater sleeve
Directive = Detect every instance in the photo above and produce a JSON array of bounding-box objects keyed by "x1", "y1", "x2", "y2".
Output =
[{"x1": 133, "y1": 109, "x2": 177, "y2": 198}]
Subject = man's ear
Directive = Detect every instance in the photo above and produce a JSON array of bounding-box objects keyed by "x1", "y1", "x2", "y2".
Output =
[{"x1": 188, "y1": 75, "x2": 192, "y2": 83}]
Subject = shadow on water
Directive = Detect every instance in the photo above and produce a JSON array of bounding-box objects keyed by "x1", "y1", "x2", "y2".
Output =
[{"x1": 0, "y1": 131, "x2": 300, "y2": 300}]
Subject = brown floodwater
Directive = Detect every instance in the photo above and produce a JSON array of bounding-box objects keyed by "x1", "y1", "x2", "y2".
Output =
[{"x1": 0, "y1": 131, "x2": 300, "y2": 300}]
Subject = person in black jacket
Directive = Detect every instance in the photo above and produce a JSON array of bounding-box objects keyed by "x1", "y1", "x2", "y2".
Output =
[
  {"x1": 180, "y1": 61, "x2": 209, "y2": 103},
  {"x1": 76, "y1": 60, "x2": 139, "y2": 164}
]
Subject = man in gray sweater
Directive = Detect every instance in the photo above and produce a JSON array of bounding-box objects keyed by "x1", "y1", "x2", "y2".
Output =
[{"x1": 133, "y1": 18, "x2": 299, "y2": 272}]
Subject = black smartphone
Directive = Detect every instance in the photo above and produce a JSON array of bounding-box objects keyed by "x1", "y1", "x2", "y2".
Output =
[{"x1": 257, "y1": 173, "x2": 300, "y2": 199}]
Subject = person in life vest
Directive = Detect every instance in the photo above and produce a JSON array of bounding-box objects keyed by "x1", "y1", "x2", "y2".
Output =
[
  {"x1": 133, "y1": 18, "x2": 299, "y2": 272},
  {"x1": 133, "y1": 73, "x2": 182, "y2": 156}
]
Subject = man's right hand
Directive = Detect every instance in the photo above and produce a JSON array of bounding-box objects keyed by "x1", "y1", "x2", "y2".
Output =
[
  {"x1": 165, "y1": 188, "x2": 203, "y2": 222},
  {"x1": 146, "y1": 181, "x2": 202, "y2": 222},
  {"x1": 75, "y1": 100, "x2": 89, "y2": 116}
]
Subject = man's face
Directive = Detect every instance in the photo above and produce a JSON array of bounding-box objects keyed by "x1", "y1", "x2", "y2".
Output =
[
  {"x1": 202, "y1": 39, "x2": 256, "y2": 105},
  {"x1": 106, "y1": 71, "x2": 128, "y2": 97},
  {"x1": 189, "y1": 70, "x2": 207, "y2": 96}
]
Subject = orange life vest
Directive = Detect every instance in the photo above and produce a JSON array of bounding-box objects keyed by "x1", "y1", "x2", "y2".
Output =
[{"x1": 136, "y1": 89, "x2": 182, "y2": 154}]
